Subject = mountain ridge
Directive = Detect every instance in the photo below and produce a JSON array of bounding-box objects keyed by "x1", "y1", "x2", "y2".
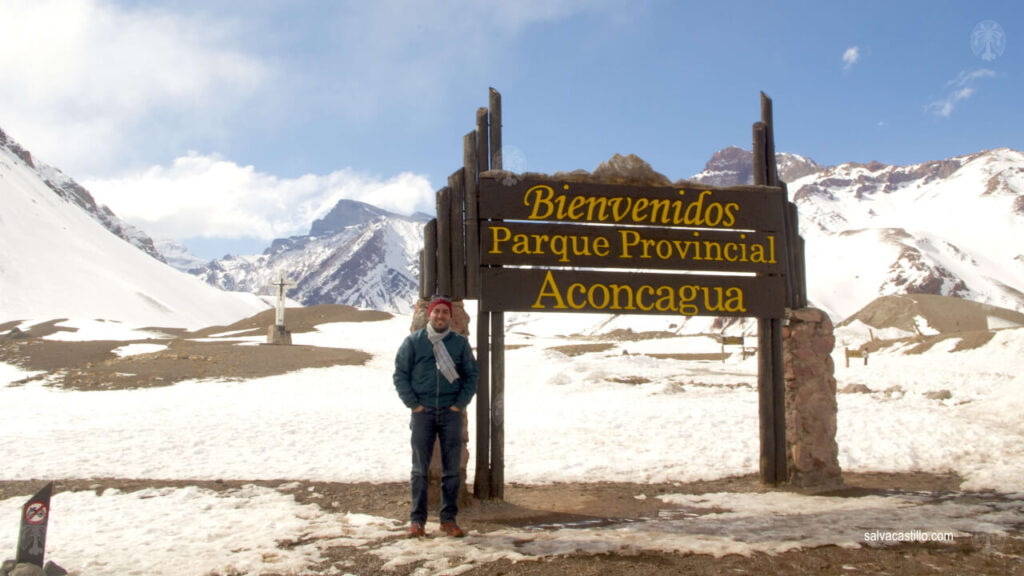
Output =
[
  {"x1": 0, "y1": 127, "x2": 166, "y2": 262},
  {"x1": 0, "y1": 126, "x2": 267, "y2": 328}
]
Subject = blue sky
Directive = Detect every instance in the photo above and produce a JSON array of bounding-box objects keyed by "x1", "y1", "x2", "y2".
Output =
[{"x1": 1, "y1": 1, "x2": 1018, "y2": 259}]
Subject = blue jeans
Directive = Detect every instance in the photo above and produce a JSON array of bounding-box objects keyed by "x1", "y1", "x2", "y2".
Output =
[{"x1": 410, "y1": 407, "x2": 463, "y2": 524}]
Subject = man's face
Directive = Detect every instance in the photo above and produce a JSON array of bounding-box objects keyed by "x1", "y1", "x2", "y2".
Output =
[{"x1": 429, "y1": 304, "x2": 451, "y2": 332}]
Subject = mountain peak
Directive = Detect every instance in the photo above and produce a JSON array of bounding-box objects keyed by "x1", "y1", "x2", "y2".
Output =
[
  {"x1": 691, "y1": 146, "x2": 824, "y2": 186},
  {"x1": 310, "y1": 199, "x2": 395, "y2": 236}
]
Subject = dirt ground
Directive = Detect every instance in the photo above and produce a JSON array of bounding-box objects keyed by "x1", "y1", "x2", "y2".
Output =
[
  {"x1": 0, "y1": 305, "x2": 383, "y2": 390},
  {"x1": 0, "y1": 474, "x2": 1020, "y2": 575},
  {"x1": 2, "y1": 306, "x2": 1023, "y2": 574}
]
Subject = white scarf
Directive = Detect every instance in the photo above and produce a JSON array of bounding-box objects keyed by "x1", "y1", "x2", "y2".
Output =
[{"x1": 426, "y1": 324, "x2": 459, "y2": 383}]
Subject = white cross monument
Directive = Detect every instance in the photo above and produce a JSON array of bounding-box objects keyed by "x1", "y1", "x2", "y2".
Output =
[{"x1": 267, "y1": 271, "x2": 295, "y2": 345}]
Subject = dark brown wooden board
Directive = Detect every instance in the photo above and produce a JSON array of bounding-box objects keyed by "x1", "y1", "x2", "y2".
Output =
[
  {"x1": 479, "y1": 175, "x2": 786, "y2": 233},
  {"x1": 481, "y1": 221, "x2": 784, "y2": 274},
  {"x1": 481, "y1": 268, "x2": 785, "y2": 318}
]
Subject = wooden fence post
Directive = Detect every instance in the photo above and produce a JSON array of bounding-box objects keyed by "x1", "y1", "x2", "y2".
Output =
[
  {"x1": 753, "y1": 121, "x2": 776, "y2": 485},
  {"x1": 464, "y1": 131, "x2": 480, "y2": 299},
  {"x1": 436, "y1": 187, "x2": 452, "y2": 297},
  {"x1": 448, "y1": 170, "x2": 466, "y2": 300},
  {"x1": 473, "y1": 104, "x2": 492, "y2": 499},
  {"x1": 487, "y1": 87, "x2": 505, "y2": 500},
  {"x1": 423, "y1": 220, "x2": 437, "y2": 298}
]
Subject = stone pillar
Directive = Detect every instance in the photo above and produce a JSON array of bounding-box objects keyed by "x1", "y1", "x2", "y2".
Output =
[
  {"x1": 783, "y1": 308, "x2": 842, "y2": 489},
  {"x1": 409, "y1": 298, "x2": 473, "y2": 508}
]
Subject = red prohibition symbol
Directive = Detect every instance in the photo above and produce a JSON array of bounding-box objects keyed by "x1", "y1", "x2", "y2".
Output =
[{"x1": 24, "y1": 501, "x2": 48, "y2": 525}]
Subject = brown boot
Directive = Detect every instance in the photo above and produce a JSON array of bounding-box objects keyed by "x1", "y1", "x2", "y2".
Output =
[
  {"x1": 439, "y1": 521, "x2": 466, "y2": 538},
  {"x1": 406, "y1": 522, "x2": 426, "y2": 538}
]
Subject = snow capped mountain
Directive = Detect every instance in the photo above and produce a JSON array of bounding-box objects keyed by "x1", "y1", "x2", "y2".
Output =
[
  {"x1": 690, "y1": 145, "x2": 824, "y2": 187},
  {"x1": 691, "y1": 146, "x2": 1024, "y2": 320},
  {"x1": 154, "y1": 238, "x2": 211, "y2": 272},
  {"x1": 188, "y1": 202, "x2": 428, "y2": 313},
  {"x1": 0, "y1": 127, "x2": 166, "y2": 263},
  {"x1": 791, "y1": 148, "x2": 1024, "y2": 319},
  {"x1": 0, "y1": 127, "x2": 267, "y2": 328}
]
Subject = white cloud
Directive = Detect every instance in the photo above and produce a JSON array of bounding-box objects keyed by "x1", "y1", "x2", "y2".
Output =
[
  {"x1": 82, "y1": 153, "x2": 436, "y2": 241},
  {"x1": 0, "y1": 0, "x2": 616, "y2": 180},
  {"x1": 925, "y1": 69, "x2": 996, "y2": 117},
  {"x1": 842, "y1": 46, "x2": 860, "y2": 69},
  {"x1": 0, "y1": 0, "x2": 269, "y2": 176}
]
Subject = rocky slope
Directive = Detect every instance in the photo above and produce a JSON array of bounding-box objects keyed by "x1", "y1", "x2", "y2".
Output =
[{"x1": 186, "y1": 202, "x2": 428, "y2": 313}]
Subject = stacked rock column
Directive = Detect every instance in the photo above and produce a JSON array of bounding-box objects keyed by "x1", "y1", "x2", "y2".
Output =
[
  {"x1": 409, "y1": 298, "x2": 473, "y2": 507},
  {"x1": 783, "y1": 308, "x2": 843, "y2": 488}
]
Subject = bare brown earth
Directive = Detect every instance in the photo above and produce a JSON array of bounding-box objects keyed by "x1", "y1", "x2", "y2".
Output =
[
  {"x1": 0, "y1": 305, "x2": 381, "y2": 390},
  {"x1": 841, "y1": 294, "x2": 1024, "y2": 355},
  {"x1": 2, "y1": 304, "x2": 1023, "y2": 574}
]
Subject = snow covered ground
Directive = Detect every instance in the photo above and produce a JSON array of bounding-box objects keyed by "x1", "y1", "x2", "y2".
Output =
[{"x1": 1, "y1": 309, "x2": 1023, "y2": 574}]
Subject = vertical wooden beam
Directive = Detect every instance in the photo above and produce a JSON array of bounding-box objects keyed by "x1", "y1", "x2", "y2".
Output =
[
  {"x1": 448, "y1": 169, "x2": 466, "y2": 300},
  {"x1": 490, "y1": 309, "x2": 504, "y2": 500},
  {"x1": 436, "y1": 188, "x2": 452, "y2": 297},
  {"x1": 762, "y1": 94, "x2": 791, "y2": 484},
  {"x1": 473, "y1": 104, "x2": 492, "y2": 498},
  {"x1": 418, "y1": 249, "x2": 426, "y2": 300},
  {"x1": 489, "y1": 88, "x2": 502, "y2": 172},
  {"x1": 476, "y1": 108, "x2": 489, "y2": 173},
  {"x1": 488, "y1": 87, "x2": 505, "y2": 500},
  {"x1": 463, "y1": 131, "x2": 480, "y2": 299},
  {"x1": 474, "y1": 307, "x2": 491, "y2": 498},
  {"x1": 423, "y1": 220, "x2": 438, "y2": 298},
  {"x1": 753, "y1": 120, "x2": 777, "y2": 486},
  {"x1": 761, "y1": 92, "x2": 780, "y2": 186}
]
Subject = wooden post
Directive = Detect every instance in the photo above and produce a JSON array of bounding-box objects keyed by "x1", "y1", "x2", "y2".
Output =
[
  {"x1": 474, "y1": 103, "x2": 492, "y2": 499},
  {"x1": 488, "y1": 87, "x2": 505, "y2": 500},
  {"x1": 753, "y1": 122, "x2": 768, "y2": 188},
  {"x1": 490, "y1": 310, "x2": 504, "y2": 500},
  {"x1": 448, "y1": 169, "x2": 466, "y2": 300},
  {"x1": 423, "y1": 219, "x2": 438, "y2": 297},
  {"x1": 436, "y1": 187, "x2": 452, "y2": 297},
  {"x1": 476, "y1": 108, "x2": 489, "y2": 176},
  {"x1": 753, "y1": 121, "x2": 777, "y2": 485},
  {"x1": 760, "y1": 95, "x2": 788, "y2": 484},
  {"x1": 489, "y1": 88, "x2": 502, "y2": 173},
  {"x1": 464, "y1": 131, "x2": 480, "y2": 299},
  {"x1": 762, "y1": 92, "x2": 808, "y2": 309},
  {"x1": 761, "y1": 92, "x2": 779, "y2": 185},
  {"x1": 418, "y1": 249, "x2": 426, "y2": 299},
  {"x1": 474, "y1": 307, "x2": 491, "y2": 498}
]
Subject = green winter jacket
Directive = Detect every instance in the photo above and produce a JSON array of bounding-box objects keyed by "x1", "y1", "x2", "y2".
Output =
[{"x1": 393, "y1": 329, "x2": 478, "y2": 410}]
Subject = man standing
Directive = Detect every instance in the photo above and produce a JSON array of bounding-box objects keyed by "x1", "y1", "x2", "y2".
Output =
[{"x1": 393, "y1": 296, "x2": 478, "y2": 538}]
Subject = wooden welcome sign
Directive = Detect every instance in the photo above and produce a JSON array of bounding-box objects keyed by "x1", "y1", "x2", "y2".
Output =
[
  {"x1": 479, "y1": 176, "x2": 788, "y2": 318},
  {"x1": 419, "y1": 89, "x2": 805, "y2": 497}
]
